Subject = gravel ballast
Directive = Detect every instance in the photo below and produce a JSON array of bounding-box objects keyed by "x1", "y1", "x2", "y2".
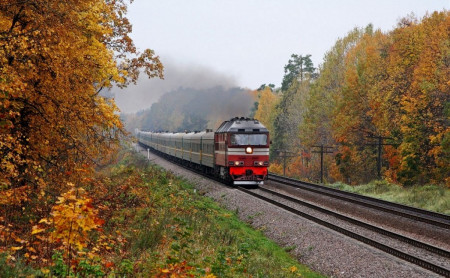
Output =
[{"x1": 138, "y1": 147, "x2": 441, "y2": 277}]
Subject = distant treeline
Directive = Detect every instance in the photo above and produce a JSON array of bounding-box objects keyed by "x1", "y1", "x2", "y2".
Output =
[
  {"x1": 121, "y1": 86, "x2": 254, "y2": 133},
  {"x1": 254, "y1": 11, "x2": 449, "y2": 187}
]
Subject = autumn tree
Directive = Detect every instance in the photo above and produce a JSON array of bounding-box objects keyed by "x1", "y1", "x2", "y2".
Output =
[
  {"x1": 249, "y1": 84, "x2": 276, "y2": 118},
  {"x1": 254, "y1": 87, "x2": 279, "y2": 134},
  {"x1": 0, "y1": 0, "x2": 162, "y2": 259},
  {"x1": 327, "y1": 12, "x2": 449, "y2": 185},
  {"x1": 384, "y1": 12, "x2": 449, "y2": 185},
  {"x1": 331, "y1": 26, "x2": 390, "y2": 183}
]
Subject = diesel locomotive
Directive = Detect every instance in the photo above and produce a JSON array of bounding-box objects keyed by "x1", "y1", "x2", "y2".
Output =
[{"x1": 137, "y1": 117, "x2": 270, "y2": 185}]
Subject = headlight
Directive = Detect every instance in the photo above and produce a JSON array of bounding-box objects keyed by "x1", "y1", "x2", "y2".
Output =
[{"x1": 245, "y1": 147, "x2": 253, "y2": 154}]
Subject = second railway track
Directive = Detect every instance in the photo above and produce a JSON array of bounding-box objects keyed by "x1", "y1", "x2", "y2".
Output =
[
  {"x1": 238, "y1": 186, "x2": 450, "y2": 277},
  {"x1": 268, "y1": 173, "x2": 450, "y2": 230}
]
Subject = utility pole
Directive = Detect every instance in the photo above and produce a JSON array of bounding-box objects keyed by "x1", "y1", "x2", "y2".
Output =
[
  {"x1": 312, "y1": 145, "x2": 334, "y2": 184},
  {"x1": 275, "y1": 149, "x2": 298, "y2": 177},
  {"x1": 366, "y1": 135, "x2": 397, "y2": 179}
]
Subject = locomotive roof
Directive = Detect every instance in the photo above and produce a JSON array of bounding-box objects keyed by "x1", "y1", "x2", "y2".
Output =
[{"x1": 216, "y1": 117, "x2": 268, "y2": 133}]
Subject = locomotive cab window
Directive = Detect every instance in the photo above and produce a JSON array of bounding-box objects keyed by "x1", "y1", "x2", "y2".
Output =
[{"x1": 230, "y1": 134, "x2": 268, "y2": 146}]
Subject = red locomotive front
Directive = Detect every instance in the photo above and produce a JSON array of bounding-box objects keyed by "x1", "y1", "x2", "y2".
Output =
[{"x1": 215, "y1": 117, "x2": 270, "y2": 185}]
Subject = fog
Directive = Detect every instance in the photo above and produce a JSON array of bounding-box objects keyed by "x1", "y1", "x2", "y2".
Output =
[{"x1": 112, "y1": 59, "x2": 239, "y2": 114}]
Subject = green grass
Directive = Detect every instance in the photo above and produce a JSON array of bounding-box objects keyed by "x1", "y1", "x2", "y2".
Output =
[
  {"x1": 0, "y1": 253, "x2": 39, "y2": 277},
  {"x1": 328, "y1": 180, "x2": 450, "y2": 215}
]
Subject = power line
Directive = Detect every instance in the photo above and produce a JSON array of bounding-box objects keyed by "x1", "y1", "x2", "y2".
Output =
[
  {"x1": 366, "y1": 135, "x2": 399, "y2": 179},
  {"x1": 312, "y1": 145, "x2": 334, "y2": 184},
  {"x1": 274, "y1": 149, "x2": 298, "y2": 177}
]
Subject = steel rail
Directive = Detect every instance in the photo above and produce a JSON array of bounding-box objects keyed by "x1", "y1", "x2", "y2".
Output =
[
  {"x1": 269, "y1": 173, "x2": 450, "y2": 229},
  {"x1": 258, "y1": 186, "x2": 449, "y2": 258},
  {"x1": 238, "y1": 187, "x2": 450, "y2": 277}
]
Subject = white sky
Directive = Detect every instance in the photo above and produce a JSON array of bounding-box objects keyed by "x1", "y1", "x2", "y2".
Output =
[{"x1": 116, "y1": 0, "x2": 449, "y2": 113}]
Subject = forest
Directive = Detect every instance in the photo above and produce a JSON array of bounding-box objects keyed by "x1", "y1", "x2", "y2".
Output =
[
  {"x1": 0, "y1": 0, "x2": 448, "y2": 275},
  {"x1": 254, "y1": 12, "x2": 449, "y2": 187},
  {"x1": 128, "y1": 11, "x2": 448, "y2": 187}
]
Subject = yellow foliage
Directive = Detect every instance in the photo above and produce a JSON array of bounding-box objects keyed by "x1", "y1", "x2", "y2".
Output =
[
  {"x1": 268, "y1": 163, "x2": 283, "y2": 175},
  {"x1": 47, "y1": 184, "x2": 102, "y2": 251},
  {"x1": 0, "y1": 0, "x2": 163, "y2": 265},
  {"x1": 254, "y1": 87, "x2": 279, "y2": 135},
  {"x1": 0, "y1": 0, "x2": 163, "y2": 193}
]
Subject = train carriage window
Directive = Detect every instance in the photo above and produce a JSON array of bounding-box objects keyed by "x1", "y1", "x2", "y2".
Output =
[{"x1": 231, "y1": 134, "x2": 267, "y2": 146}]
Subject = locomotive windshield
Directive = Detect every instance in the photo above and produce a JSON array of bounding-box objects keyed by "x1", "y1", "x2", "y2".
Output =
[{"x1": 231, "y1": 134, "x2": 268, "y2": 146}]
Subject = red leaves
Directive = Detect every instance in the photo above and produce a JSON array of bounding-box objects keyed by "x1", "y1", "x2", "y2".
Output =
[{"x1": 104, "y1": 261, "x2": 115, "y2": 268}]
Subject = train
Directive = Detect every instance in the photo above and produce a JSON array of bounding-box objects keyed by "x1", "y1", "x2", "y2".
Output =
[{"x1": 137, "y1": 117, "x2": 270, "y2": 186}]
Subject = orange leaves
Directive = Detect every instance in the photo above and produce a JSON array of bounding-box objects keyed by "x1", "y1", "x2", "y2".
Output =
[
  {"x1": 0, "y1": 185, "x2": 30, "y2": 205},
  {"x1": 10, "y1": 246, "x2": 23, "y2": 251}
]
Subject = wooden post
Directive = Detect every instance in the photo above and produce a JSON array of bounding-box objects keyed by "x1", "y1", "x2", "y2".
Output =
[
  {"x1": 366, "y1": 135, "x2": 397, "y2": 179},
  {"x1": 312, "y1": 145, "x2": 334, "y2": 184}
]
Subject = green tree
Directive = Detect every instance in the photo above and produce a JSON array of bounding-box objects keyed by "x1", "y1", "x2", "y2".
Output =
[
  {"x1": 257, "y1": 84, "x2": 275, "y2": 91},
  {"x1": 272, "y1": 78, "x2": 312, "y2": 159},
  {"x1": 274, "y1": 54, "x2": 316, "y2": 156},
  {"x1": 281, "y1": 54, "x2": 316, "y2": 91}
]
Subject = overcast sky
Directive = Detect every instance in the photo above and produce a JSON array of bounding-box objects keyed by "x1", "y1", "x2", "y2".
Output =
[{"x1": 114, "y1": 0, "x2": 448, "y2": 113}]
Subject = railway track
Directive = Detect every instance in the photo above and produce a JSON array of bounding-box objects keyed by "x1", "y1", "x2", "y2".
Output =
[
  {"x1": 269, "y1": 173, "x2": 450, "y2": 229},
  {"x1": 138, "y1": 145, "x2": 450, "y2": 276},
  {"x1": 237, "y1": 186, "x2": 450, "y2": 277}
]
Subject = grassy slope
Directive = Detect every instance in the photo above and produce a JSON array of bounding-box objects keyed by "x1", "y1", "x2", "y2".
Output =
[
  {"x1": 328, "y1": 180, "x2": 450, "y2": 215},
  {"x1": 100, "y1": 151, "x2": 325, "y2": 277},
  {"x1": 1, "y1": 150, "x2": 325, "y2": 277}
]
